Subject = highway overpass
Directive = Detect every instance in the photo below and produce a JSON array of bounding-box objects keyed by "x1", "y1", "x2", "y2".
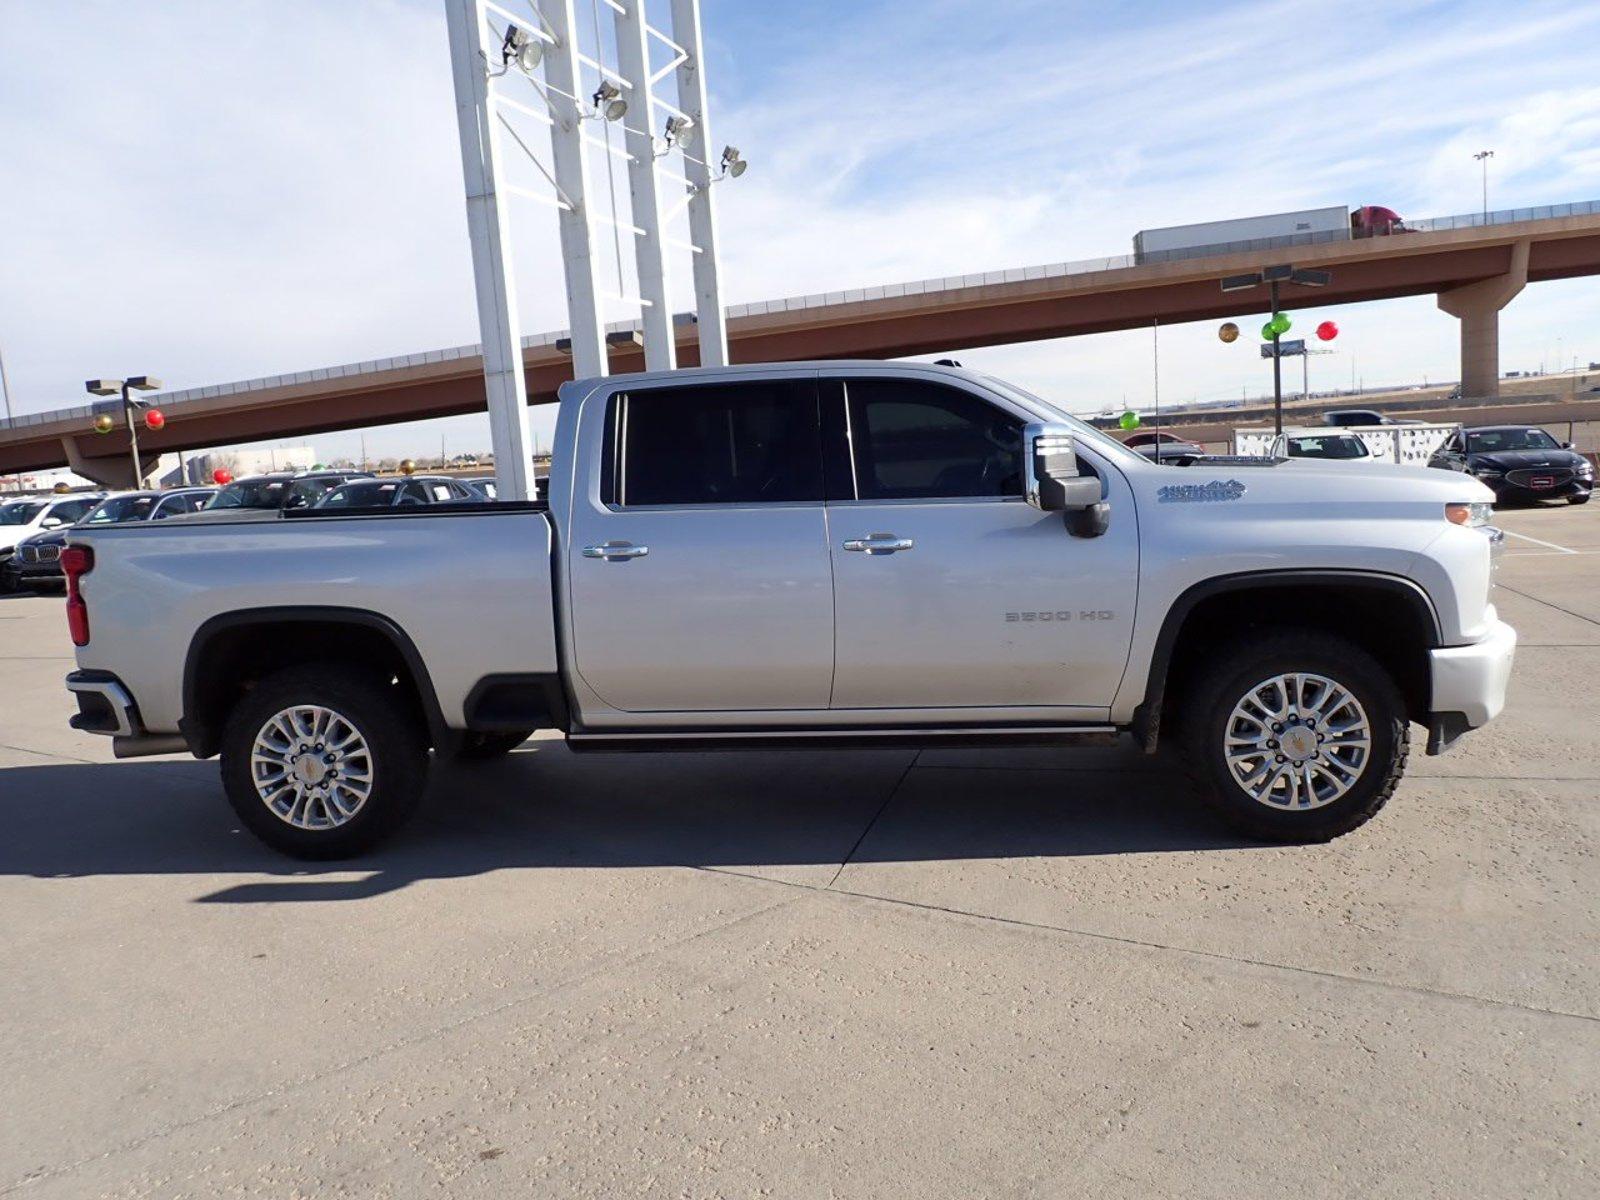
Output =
[{"x1": 4, "y1": 199, "x2": 1598, "y2": 485}]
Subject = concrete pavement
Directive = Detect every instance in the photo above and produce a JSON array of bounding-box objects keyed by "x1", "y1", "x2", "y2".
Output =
[{"x1": 1, "y1": 506, "x2": 1596, "y2": 1197}]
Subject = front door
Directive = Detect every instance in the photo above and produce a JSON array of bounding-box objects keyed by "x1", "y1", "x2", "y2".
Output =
[
  {"x1": 824, "y1": 375, "x2": 1138, "y2": 711},
  {"x1": 566, "y1": 376, "x2": 835, "y2": 713}
]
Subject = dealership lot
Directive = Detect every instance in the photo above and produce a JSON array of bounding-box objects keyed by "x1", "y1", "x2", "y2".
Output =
[{"x1": 1, "y1": 508, "x2": 1596, "y2": 1197}]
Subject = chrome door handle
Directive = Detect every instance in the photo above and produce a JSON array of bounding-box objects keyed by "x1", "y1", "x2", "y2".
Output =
[
  {"x1": 582, "y1": 540, "x2": 649, "y2": 561},
  {"x1": 843, "y1": 533, "x2": 914, "y2": 555}
]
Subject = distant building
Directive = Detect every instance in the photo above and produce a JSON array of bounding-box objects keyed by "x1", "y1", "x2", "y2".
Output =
[{"x1": 180, "y1": 445, "x2": 318, "y2": 484}]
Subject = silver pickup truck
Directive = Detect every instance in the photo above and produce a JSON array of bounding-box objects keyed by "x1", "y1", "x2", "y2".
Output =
[{"x1": 59, "y1": 362, "x2": 1515, "y2": 858}]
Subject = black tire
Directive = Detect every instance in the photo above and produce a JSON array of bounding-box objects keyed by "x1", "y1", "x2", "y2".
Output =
[
  {"x1": 450, "y1": 730, "x2": 532, "y2": 760},
  {"x1": 1568, "y1": 493, "x2": 1590, "y2": 506},
  {"x1": 1178, "y1": 630, "x2": 1407, "y2": 843},
  {"x1": 220, "y1": 665, "x2": 429, "y2": 859}
]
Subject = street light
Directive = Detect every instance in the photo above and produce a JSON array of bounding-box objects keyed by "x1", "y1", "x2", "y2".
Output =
[
  {"x1": 84, "y1": 375, "x2": 163, "y2": 488},
  {"x1": 1218, "y1": 265, "x2": 1330, "y2": 434},
  {"x1": 1473, "y1": 149, "x2": 1494, "y2": 220}
]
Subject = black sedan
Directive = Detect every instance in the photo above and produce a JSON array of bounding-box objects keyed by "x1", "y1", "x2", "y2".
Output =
[{"x1": 1429, "y1": 426, "x2": 1593, "y2": 506}]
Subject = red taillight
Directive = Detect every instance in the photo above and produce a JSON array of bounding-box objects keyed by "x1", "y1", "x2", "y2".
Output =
[{"x1": 61, "y1": 545, "x2": 93, "y2": 647}]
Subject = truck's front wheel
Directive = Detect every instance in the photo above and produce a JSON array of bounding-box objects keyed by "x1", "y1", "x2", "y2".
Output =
[
  {"x1": 1179, "y1": 631, "x2": 1407, "y2": 842},
  {"x1": 220, "y1": 666, "x2": 429, "y2": 859}
]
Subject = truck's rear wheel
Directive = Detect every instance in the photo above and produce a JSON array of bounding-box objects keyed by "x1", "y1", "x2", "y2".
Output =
[
  {"x1": 1179, "y1": 631, "x2": 1407, "y2": 842},
  {"x1": 220, "y1": 666, "x2": 429, "y2": 859}
]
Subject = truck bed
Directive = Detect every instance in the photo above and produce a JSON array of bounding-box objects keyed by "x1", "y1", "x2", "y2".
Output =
[{"x1": 70, "y1": 505, "x2": 560, "y2": 734}]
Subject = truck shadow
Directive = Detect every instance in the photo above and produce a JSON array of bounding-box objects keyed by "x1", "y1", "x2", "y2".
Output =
[{"x1": 0, "y1": 741, "x2": 1256, "y2": 902}]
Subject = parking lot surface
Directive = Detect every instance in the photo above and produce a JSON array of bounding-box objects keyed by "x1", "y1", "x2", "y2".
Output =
[{"x1": 1, "y1": 505, "x2": 1596, "y2": 1198}]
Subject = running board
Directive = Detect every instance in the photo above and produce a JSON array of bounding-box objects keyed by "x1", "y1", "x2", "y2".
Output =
[{"x1": 565, "y1": 724, "x2": 1121, "y2": 754}]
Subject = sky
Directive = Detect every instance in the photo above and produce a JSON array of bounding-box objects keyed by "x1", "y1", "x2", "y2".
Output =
[{"x1": 2, "y1": 0, "x2": 1599, "y2": 463}]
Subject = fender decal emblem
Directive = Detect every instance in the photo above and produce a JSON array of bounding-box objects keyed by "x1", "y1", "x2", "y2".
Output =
[{"x1": 1158, "y1": 479, "x2": 1246, "y2": 503}]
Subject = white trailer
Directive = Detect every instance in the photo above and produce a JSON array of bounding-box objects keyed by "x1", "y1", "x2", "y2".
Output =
[
  {"x1": 1234, "y1": 423, "x2": 1459, "y2": 466},
  {"x1": 1134, "y1": 206, "x2": 1350, "y2": 263}
]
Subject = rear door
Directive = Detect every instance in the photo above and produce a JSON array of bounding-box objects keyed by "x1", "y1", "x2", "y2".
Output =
[
  {"x1": 565, "y1": 376, "x2": 834, "y2": 713},
  {"x1": 823, "y1": 373, "x2": 1138, "y2": 711}
]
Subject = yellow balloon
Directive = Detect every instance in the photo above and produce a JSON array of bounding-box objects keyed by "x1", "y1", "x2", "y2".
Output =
[
  {"x1": 400, "y1": 459, "x2": 417, "y2": 475},
  {"x1": 93, "y1": 413, "x2": 115, "y2": 434},
  {"x1": 1218, "y1": 322, "x2": 1240, "y2": 344}
]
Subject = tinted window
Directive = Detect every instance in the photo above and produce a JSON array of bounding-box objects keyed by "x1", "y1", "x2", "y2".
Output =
[
  {"x1": 1286, "y1": 435, "x2": 1370, "y2": 459},
  {"x1": 83, "y1": 496, "x2": 156, "y2": 524},
  {"x1": 0, "y1": 502, "x2": 46, "y2": 525},
  {"x1": 51, "y1": 498, "x2": 100, "y2": 522},
  {"x1": 318, "y1": 481, "x2": 395, "y2": 508},
  {"x1": 844, "y1": 379, "x2": 1023, "y2": 500},
  {"x1": 209, "y1": 479, "x2": 286, "y2": 509},
  {"x1": 613, "y1": 382, "x2": 822, "y2": 506}
]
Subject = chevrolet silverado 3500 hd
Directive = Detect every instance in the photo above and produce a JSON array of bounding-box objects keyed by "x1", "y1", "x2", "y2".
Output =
[{"x1": 59, "y1": 362, "x2": 1514, "y2": 858}]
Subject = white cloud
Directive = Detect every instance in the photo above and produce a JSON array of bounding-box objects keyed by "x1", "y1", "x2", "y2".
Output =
[{"x1": 1, "y1": 0, "x2": 1597, "y2": 461}]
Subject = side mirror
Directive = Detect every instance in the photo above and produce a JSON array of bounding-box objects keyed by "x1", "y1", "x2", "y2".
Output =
[
  {"x1": 1562, "y1": 441, "x2": 1575, "y2": 450},
  {"x1": 41, "y1": 516, "x2": 66, "y2": 529},
  {"x1": 1024, "y1": 423, "x2": 1110, "y2": 538}
]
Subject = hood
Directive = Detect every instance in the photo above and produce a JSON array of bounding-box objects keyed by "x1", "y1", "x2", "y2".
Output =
[
  {"x1": 1135, "y1": 456, "x2": 1493, "y2": 510},
  {"x1": 1467, "y1": 448, "x2": 1586, "y2": 471}
]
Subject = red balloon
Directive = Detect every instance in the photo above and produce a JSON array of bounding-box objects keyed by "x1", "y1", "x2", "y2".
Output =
[
  {"x1": 1316, "y1": 320, "x2": 1339, "y2": 342},
  {"x1": 143, "y1": 407, "x2": 166, "y2": 430},
  {"x1": 212, "y1": 468, "x2": 233, "y2": 485}
]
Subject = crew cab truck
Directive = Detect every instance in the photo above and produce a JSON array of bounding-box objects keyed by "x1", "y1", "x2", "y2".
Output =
[{"x1": 59, "y1": 362, "x2": 1516, "y2": 858}]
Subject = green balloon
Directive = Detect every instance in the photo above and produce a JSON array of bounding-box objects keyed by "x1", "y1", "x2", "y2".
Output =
[
  {"x1": 1118, "y1": 410, "x2": 1141, "y2": 431},
  {"x1": 1261, "y1": 321, "x2": 1276, "y2": 341},
  {"x1": 1270, "y1": 311, "x2": 1292, "y2": 335}
]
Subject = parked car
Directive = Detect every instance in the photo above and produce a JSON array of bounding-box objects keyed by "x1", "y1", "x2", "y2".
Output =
[
  {"x1": 1270, "y1": 431, "x2": 1375, "y2": 461},
  {"x1": 61, "y1": 361, "x2": 1513, "y2": 859},
  {"x1": 315, "y1": 475, "x2": 480, "y2": 508},
  {"x1": 463, "y1": 476, "x2": 498, "y2": 500},
  {"x1": 0, "y1": 492, "x2": 103, "y2": 593},
  {"x1": 6, "y1": 487, "x2": 216, "y2": 591},
  {"x1": 203, "y1": 469, "x2": 373, "y2": 513},
  {"x1": 1122, "y1": 431, "x2": 1207, "y2": 462},
  {"x1": 1429, "y1": 426, "x2": 1593, "y2": 506}
]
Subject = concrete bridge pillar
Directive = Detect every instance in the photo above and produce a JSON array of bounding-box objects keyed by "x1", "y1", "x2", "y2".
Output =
[
  {"x1": 60, "y1": 436, "x2": 159, "y2": 489},
  {"x1": 1437, "y1": 239, "x2": 1529, "y2": 401}
]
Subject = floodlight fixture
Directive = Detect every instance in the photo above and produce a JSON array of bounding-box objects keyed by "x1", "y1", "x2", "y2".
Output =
[
  {"x1": 1291, "y1": 268, "x2": 1331, "y2": 287},
  {"x1": 592, "y1": 80, "x2": 627, "y2": 122},
  {"x1": 500, "y1": 25, "x2": 542, "y2": 73},
  {"x1": 663, "y1": 114, "x2": 696, "y2": 148},
  {"x1": 1219, "y1": 272, "x2": 1262, "y2": 293},
  {"x1": 84, "y1": 379, "x2": 123, "y2": 396},
  {"x1": 720, "y1": 145, "x2": 747, "y2": 178},
  {"x1": 126, "y1": 375, "x2": 162, "y2": 391},
  {"x1": 1261, "y1": 263, "x2": 1294, "y2": 283}
]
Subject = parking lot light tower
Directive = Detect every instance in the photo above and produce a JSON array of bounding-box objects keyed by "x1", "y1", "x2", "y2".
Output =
[
  {"x1": 1220, "y1": 266, "x2": 1330, "y2": 434},
  {"x1": 85, "y1": 375, "x2": 163, "y2": 488}
]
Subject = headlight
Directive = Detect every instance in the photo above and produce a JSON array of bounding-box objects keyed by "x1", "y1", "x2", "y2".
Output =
[
  {"x1": 1577, "y1": 460, "x2": 1594, "y2": 478},
  {"x1": 1445, "y1": 501, "x2": 1494, "y2": 527},
  {"x1": 1470, "y1": 466, "x2": 1503, "y2": 479}
]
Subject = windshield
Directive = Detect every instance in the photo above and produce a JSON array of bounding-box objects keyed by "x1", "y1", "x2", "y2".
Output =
[
  {"x1": 208, "y1": 479, "x2": 287, "y2": 509},
  {"x1": 83, "y1": 495, "x2": 157, "y2": 524},
  {"x1": 0, "y1": 501, "x2": 46, "y2": 525},
  {"x1": 1466, "y1": 428, "x2": 1560, "y2": 453},
  {"x1": 978, "y1": 375, "x2": 1150, "y2": 468},
  {"x1": 1285, "y1": 434, "x2": 1370, "y2": 460}
]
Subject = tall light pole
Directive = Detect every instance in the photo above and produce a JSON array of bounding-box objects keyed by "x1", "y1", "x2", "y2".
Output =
[
  {"x1": 0, "y1": 340, "x2": 16, "y2": 492},
  {"x1": 1473, "y1": 149, "x2": 1494, "y2": 220},
  {"x1": 1221, "y1": 265, "x2": 1331, "y2": 434},
  {"x1": 85, "y1": 376, "x2": 163, "y2": 488}
]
